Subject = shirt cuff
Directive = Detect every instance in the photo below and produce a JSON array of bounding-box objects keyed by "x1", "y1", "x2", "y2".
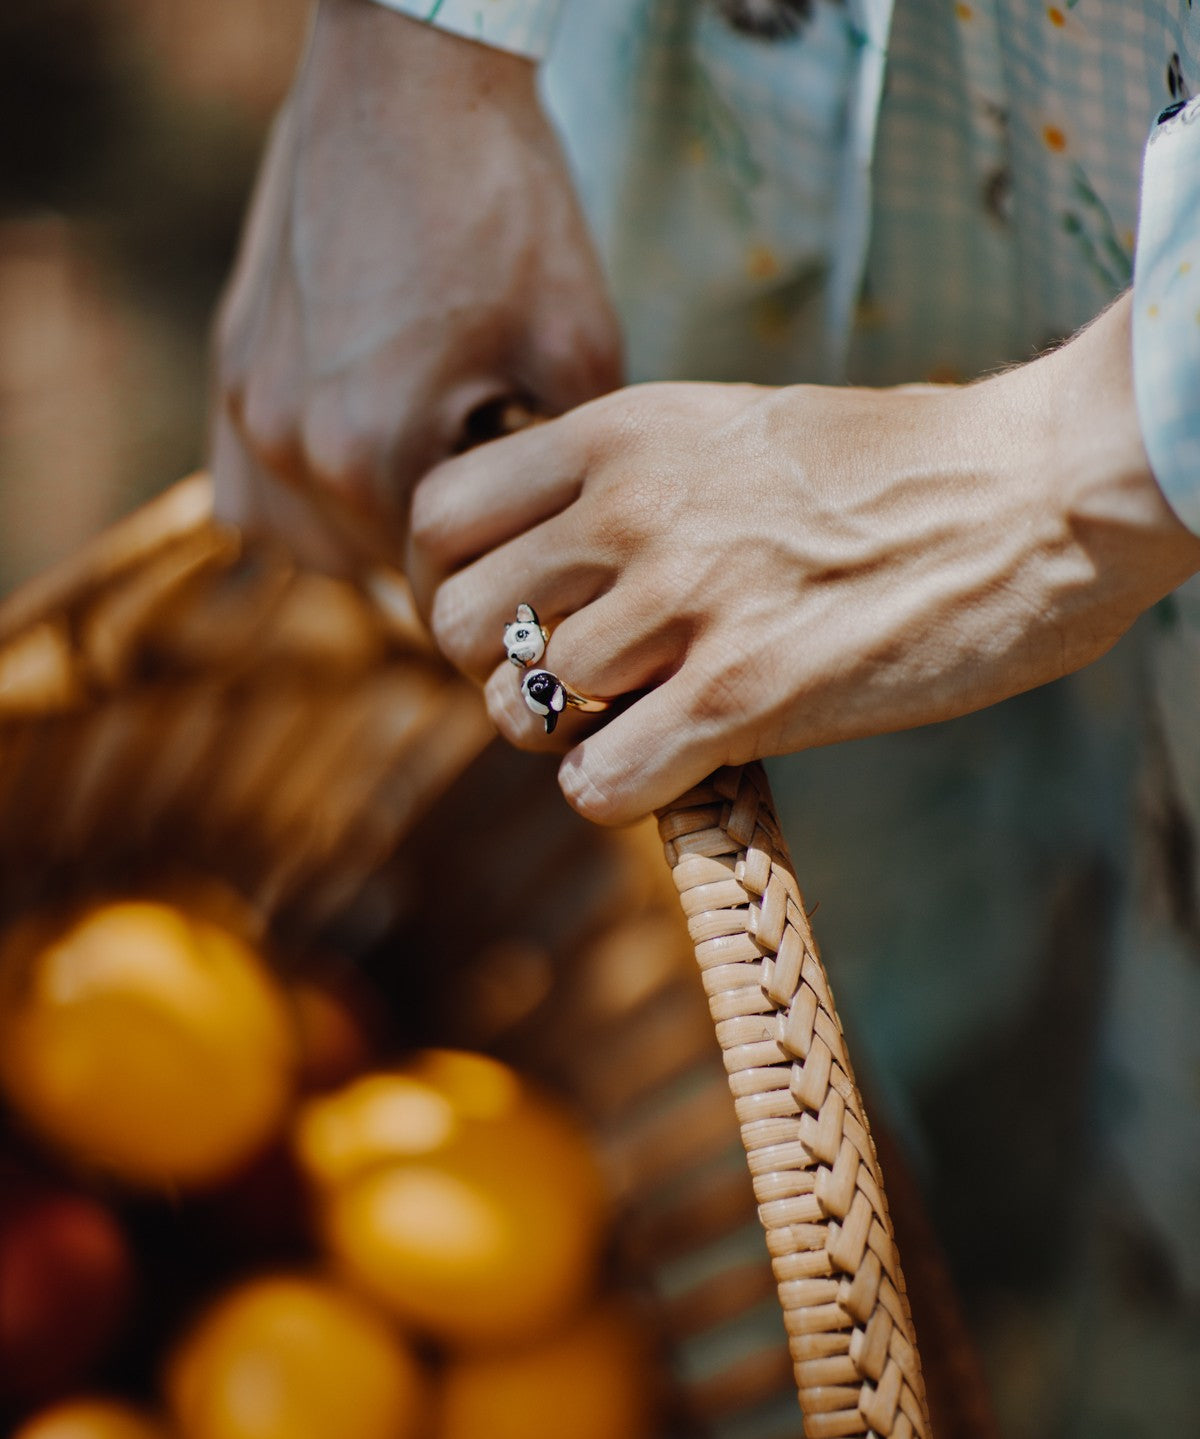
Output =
[
  {"x1": 1133, "y1": 96, "x2": 1200, "y2": 536},
  {"x1": 363, "y1": 0, "x2": 564, "y2": 60}
]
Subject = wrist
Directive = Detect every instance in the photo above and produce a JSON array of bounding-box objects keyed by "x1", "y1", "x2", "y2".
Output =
[
  {"x1": 306, "y1": 0, "x2": 538, "y2": 115},
  {"x1": 1046, "y1": 293, "x2": 1198, "y2": 584},
  {"x1": 987, "y1": 294, "x2": 1200, "y2": 668},
  {"x1": 350, "y1": 0, "x2": 561, "y2": 63}
]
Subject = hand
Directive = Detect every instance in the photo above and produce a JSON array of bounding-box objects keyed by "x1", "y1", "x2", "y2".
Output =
[
  {"x1": 408, "y1": 295, "x2": 1200, "y2": 824},
  {"x1": 211, "y1": 0, "x2": 621, "y2": 569}
]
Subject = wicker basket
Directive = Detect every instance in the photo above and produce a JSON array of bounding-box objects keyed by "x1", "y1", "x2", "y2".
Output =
[{"x1": 0, "y1": 477, "x2": 991, "y2": 1439}]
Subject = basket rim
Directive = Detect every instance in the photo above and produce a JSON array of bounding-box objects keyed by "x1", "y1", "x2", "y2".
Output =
[{"x1": 0, "y1": 474, "x2": 214, "y2": 647}]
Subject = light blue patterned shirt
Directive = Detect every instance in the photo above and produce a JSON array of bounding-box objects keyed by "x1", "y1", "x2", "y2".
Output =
[
  {"x1": 1135, "y1": 94, "x2": 1200, "y2": 536},
  {"x1": 373, "y1": 3, "x2": 1200, "y2": 1434},
  {"x1": 379, "y1": 0, "x2": 1200, "y2": 535},
  {"x1": 366, "y1": 0, "x2": 564, "y2": 59}
]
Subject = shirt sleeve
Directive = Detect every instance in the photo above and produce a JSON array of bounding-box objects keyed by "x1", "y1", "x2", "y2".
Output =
[
  {"x1": 1132, "y1": 95, "x2": 1200, "y2": 536},
  {"x1": 362, "y1": 0, "x2": 564, "y2": 60}
]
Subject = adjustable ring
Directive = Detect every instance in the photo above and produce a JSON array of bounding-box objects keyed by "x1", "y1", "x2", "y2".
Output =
[
  {"x1": 520, "y1": 669, "x2": 610, "y2": 734},
  {"x1": 502, "y1": 603, "x2": 549, "y2": 668},
  {"x1": 504, "y1": 603, "x2": 612, "y2": 735}
]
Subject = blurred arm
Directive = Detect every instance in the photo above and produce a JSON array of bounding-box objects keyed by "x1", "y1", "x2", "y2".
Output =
[{"x1": 210, "y1": 0, "x2": 619, "y2": 571}]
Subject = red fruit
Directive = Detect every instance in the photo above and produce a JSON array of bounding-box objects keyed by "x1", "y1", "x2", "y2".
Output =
[
  {"x1": 0, "y1": 1180, "x2": 134, "y2": 1402},
  {"x1": 289, "y1": 966, "x2": 382, "y2": 1093}
]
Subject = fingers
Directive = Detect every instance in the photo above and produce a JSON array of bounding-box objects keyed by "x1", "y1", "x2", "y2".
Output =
[
  {"x1": 428, "y1": 498, "x2": 695, "y2": 687},
  {"x1": 210, "y1": 413, "x2": 364, "y2": 576},
  {"x1": 485, "y1": 665, "x2": 726, "y2": 827},
  {"x1": 406, "y1": 409, "x2": 596, "y2": 608},
  {"x1": 480, "y1": 597, "x2": 759, "y2": 826},
  {"x1": 479, "y1": 597, "x2": 738, "y2": 824},
  {"x1": 482, "y1": 663, "x2": 579, "y2": 755},
  {"x1": 558, "y1": 679, "x2": 724, "y2": 826},
  {"x1": 433, "y1": 556, "x2": 611, "y2": 684},
  {"x1": 536, "y1": 587, "x2": 685, "y2": 699},
  {"x1": 522, "y1": 330, "x2": 623, "y2": 419},
  {"x1": 210, "y1": 412, "x2": 256, "y2": 529},
  {"x1": 480, "y1": 584, "x2": 690, "y2": 750}
]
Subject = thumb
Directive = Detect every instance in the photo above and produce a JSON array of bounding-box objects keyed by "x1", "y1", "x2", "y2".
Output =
[{"x1": 557, "y1": 679, "x2": 723, "y2": 826}]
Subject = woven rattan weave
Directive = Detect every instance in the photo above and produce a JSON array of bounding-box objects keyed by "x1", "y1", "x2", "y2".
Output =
[
  {"x1": 0, "y1": 477, "x2": 938, "y2": 1439},
  {"x1": 663, "y1": 769, "x2": 928, "y2": 1437}
]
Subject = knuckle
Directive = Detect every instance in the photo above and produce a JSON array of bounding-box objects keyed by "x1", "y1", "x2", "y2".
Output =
[
  {"x1": 408, "y1": 476, "x2": 453, "y2": 563},
  {"x1": 214, "y1": 345, "x2": 248, "y2": 420},
  {"x1": 428, "y1": 580, "x2": 472, "y2": 668},
  {"x1": 684, "y1": 646, "x2": 763, "y2": 731},
  {"x1": 590, "y1": 472, "x2": 661, "y2": 556},
  {"x1": 301, "y1": 404, "x2": 387, "y2": 509},
  {"x1": 219, "y1": 379, "x2": 247, "y2": 435},
  {"x1": 649, "y1": 549, "x2": 700, "y2": 608},
  {"x1": 589, "y1": 384, "x2": 663, "y2": 451},
  {"x1": 240, "y1": 382, "x2": 299, "y2": 472}
]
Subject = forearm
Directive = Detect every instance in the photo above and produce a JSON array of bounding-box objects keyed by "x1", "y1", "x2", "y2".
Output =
[{"x1": 407, "y1": 292, "x2": 1200, "y2": 823}]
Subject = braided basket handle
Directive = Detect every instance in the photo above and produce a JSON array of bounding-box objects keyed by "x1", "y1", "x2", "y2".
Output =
[
  {"x1": 0, "y1": 467, "x2": 931, "y2": 1435},
  {"x1": 477, "y1": 410, "x2": 928, "y2": 1432},
  {"x1": 658, "y1": 762, "x2": 931, "y2": 1439}
]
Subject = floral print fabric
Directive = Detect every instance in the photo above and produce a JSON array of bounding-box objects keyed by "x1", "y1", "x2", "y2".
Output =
[{"x1": 381, "y1": 1, "x2": 1200, "y2": 1432}]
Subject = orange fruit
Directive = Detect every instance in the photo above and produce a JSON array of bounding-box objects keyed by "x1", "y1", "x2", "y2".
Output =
[
  {"x1": 12, "y1": 1397, "x2": 170, "y2": 1439},
  {"x1": 0, "y1": 901, "x2": 296, "y2": 1188},
  {"x1": 294, "y1": 1050, "x2": 608, "y2": 1349},
  {"x1": 436, "y1": 1301, "x2": 658, "y2": 1439},
  {"x1": 164, "y1": 1273, "x2": 425, "y2": 1439}
]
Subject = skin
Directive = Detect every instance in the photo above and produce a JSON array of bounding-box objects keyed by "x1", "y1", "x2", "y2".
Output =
[
  {"x1": 407, "y1": 295, "x2": 1200, "y2": 825},
  {"x1": 213, "y1": 6, "x2": 1200, "y2": 826},
  {"x1": 211, "y1": 0, "x2": 621, "y2": 570}
]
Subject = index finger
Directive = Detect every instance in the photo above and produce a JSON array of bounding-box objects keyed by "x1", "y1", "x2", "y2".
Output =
[{"x1": 404, "y1": 407, "x2": 592, "y2": 614}]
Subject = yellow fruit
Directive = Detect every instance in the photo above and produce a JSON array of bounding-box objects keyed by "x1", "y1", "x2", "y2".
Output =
[
  {"x1": 0, "y1": 901, "x2": 295, "y2": 1188},
  {"x1": 294, "y1": 1051, "x2": 608, "y2": 1349},
  {"x1": 12, "y1": 1396, "x2": 170, "y2": 1439},
  {"x1": 320, "y1": 1150, "x2": 593, "y2": 1349},
  {"x1": 165, "y1": 1274, "x2": 425, "y2": 1439},
  {"x1": 436, "y1": 1302, "x2": 658, "y2": 1439}
]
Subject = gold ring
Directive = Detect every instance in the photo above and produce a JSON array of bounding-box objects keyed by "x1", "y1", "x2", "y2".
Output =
[{"x1": 504, "y1": 604, "x2": 612, "y2": 734}]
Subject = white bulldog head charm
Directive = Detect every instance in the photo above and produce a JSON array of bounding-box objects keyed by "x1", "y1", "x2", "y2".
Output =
[
  {"x1": 503, "y1": 603, "x2": 549, "y2": 668},
  {"x1": 506, "y1": 604, "x2": 609, "y2": 733},
  {"x1": 521, "y1": 668, "x2": 566, "y2": 733}
]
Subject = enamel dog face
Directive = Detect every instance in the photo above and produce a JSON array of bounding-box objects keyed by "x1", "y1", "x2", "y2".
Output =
[{"x1": 503, "y1": 603, "x2": 548, "y2": 668}]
